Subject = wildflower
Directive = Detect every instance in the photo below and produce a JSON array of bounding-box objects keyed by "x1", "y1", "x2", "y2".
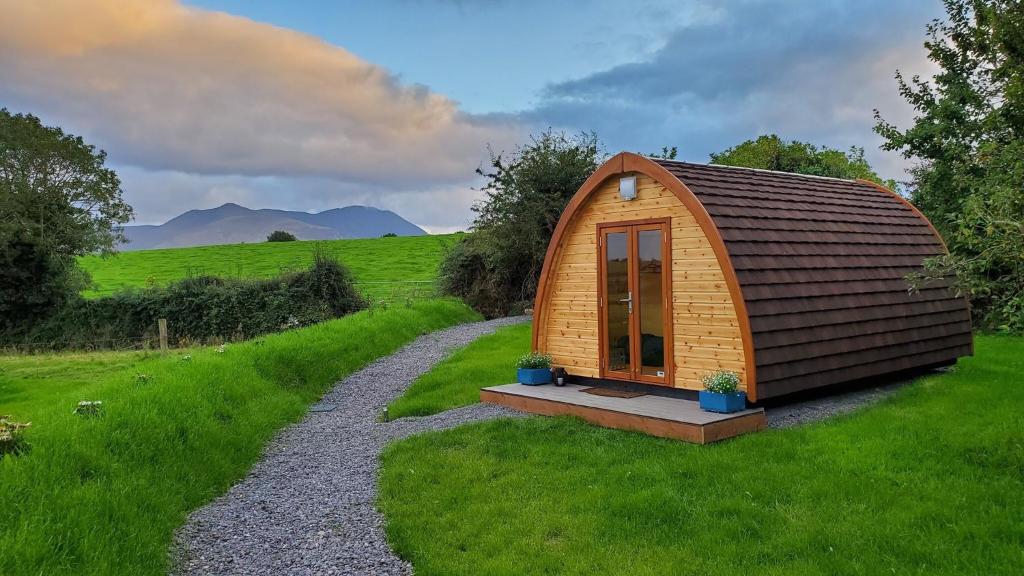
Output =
[{"x1": 74, "y1": 401, "x2": 104, "y2": 417}]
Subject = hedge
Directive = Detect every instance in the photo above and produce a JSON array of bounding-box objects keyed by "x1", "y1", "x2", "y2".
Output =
[{"x1": 5, "y1": 253, "x2": 366, "y2": 350}]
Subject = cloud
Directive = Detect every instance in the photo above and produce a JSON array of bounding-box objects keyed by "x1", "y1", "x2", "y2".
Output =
[
  {"x1": 0, "y1": 0, "x2": 522, "y2": 188},
  {"x1": 530, "y1": 0, "x2": 943, "y2": 180}
]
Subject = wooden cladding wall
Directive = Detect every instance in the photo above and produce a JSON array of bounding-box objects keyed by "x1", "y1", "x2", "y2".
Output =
[{"x1": 538, "y1": 175, "x2": 748, "y2": 391}]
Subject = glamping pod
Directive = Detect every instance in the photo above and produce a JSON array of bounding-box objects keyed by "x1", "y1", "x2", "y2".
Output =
[{"x1": 532, "y1": 152, "x2": 972, "y2": 402}]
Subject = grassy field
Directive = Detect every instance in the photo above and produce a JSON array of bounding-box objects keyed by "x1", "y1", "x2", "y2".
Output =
[
  {"x1": 387, "y1": 322, "x2": 530, "y2": 419},
  {"x1": 379, "y1": 334, "x2": 1024, "y2": 575},
  {"x1": 0, "y1": 300, "x2": 480, "y2": 576},
  {"x1": 78, "y1": 234, "x2": 459, "y2": 301}
]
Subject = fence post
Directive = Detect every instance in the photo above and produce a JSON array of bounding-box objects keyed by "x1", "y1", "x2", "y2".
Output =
[{"x1": 158, "y1": 318, "x2": 168, "y2": 354}]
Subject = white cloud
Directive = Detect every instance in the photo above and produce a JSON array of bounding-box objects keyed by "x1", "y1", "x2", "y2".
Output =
[
  {"x1": 0, "y1": 0, "x2": 523, "y2": 189},
  {"x1": 531, "y1": 0, "x2": 943, "y2": 183}
]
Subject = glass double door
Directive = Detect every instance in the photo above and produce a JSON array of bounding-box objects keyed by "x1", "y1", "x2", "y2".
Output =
[{"x1": 599, "y1": 220, "x2": 670, "y2": 385}]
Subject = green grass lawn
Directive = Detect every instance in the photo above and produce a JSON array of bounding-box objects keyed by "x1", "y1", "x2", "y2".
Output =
[
  {"x1": 379, "y1": 334, "x2": 1024, "y2": 575},
  {"x1": 387, "y1": 322, "x2": 530, "y2": 418},
  {"x1": 0, "y1": 300, "x2": 480, "y2": 576},
  {"x1": 78, "y1": 234, "x2": 459, "y2": 301}
]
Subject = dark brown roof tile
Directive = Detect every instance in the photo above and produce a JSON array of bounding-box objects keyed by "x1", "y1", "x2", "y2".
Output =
[{"x1": 654, "y1": 159, "x2": 972, "y2": 398}]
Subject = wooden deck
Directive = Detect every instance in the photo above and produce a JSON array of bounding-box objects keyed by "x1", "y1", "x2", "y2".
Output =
[{"x1": 481, "y1": 383, "x2": 765, "y2": 444}]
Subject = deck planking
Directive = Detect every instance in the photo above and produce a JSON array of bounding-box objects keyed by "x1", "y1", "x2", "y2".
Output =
[{"x1": 481, "y1": 383, "x2": 765, "y2": 444}]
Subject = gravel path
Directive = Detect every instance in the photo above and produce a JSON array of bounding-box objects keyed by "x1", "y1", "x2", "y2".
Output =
[
  {"x1": 174, "y1": 312, "x2": 923, "y2": 575},
  {"x1": 173, "y1": 316, "x2": 529, "y2": 576}
]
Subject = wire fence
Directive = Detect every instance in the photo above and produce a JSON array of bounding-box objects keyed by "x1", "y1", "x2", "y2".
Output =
[{"x1": 2, "y1": 280, "x2": 445, "y2": 354}]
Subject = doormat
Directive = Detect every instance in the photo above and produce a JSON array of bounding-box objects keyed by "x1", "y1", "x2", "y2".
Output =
[{"x1": 580, "y1": 387, "x2": 646, "y2": 399}]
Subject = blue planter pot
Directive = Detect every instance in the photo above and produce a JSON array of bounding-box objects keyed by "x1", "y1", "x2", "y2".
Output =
[
  {"x1": 699, "y1": 390, "x2": 747, "y2": 413},
  {"x1": 517, "y1": 367, "x2": 552, "y2": 386}
]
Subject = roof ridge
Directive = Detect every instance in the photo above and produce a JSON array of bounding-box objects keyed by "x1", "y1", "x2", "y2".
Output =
[{"x1": 648, "y1": 157, "x2": 859, "y2": 184}]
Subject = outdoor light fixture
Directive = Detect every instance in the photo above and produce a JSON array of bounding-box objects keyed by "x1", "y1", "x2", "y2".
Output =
[{"x1": 619, "y1": 176, "x2": 637, "y2": 201}]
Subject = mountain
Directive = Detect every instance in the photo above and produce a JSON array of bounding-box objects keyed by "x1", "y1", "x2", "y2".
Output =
[{"x1": 120, "y1": 203, "x2": 426, "y2": 250}]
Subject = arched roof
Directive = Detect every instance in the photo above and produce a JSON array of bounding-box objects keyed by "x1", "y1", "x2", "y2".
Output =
[{"x1": 533, "y1": 152, "x2": 972, "y2": 400}]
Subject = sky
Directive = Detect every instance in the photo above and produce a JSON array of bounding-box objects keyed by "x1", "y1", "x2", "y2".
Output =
[{"x1": 0, "y1": 0, "x2": 945, "y2": 232}]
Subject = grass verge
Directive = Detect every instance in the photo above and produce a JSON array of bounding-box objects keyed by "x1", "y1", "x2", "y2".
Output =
[
  {"x1": 78, "y1": 233, "x2": 458, "y2": 300},
  {"x1": 379, "y1": 334, "x2": 1024, "y2": 575},
  {"x1": 387, "y1": 322, "x2": 530, "y2": 418},
  {"x1": 0, "y1": 299, "x2": 480, "y2": 576}
]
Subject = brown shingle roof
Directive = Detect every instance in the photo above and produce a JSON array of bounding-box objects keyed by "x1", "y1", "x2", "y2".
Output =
[{"x1": 655, "y1": 159, "x2": 972, "y2": 399}]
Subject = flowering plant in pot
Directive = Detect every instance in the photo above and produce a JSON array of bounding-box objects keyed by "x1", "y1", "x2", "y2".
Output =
[
  {"x1": 699, "y1": 371, "x2": 746, "y2": 413},
  {"x1": 516, "y1": 352, "x2": 553, "y2": 386}
]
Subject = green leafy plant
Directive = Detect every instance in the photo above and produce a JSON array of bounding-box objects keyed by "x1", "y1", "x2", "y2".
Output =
[
  {"x1": 0, "y1": 416, "x2": 31, "y2": 456},
  {"x1": 701, "y1": 370, "x2": 740, "y2": 394},
  {"x1": 516, "y1": 352, "x2": 552, "y2": 370}
]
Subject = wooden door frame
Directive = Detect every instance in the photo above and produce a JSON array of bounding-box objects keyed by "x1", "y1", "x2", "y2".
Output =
[{"x1": 596, "y1": 218, "x2": 673, "y2": 386}]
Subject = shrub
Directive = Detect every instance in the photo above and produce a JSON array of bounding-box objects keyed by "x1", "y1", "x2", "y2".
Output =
[
  {"x1": 381, "y1": 232, "x2": 398, "y2": 238},
  {"x1": 266, "y1": 230, "x2": 297, "y2": 242},
  {"x1": 516, "y1": 352, "x2": 552, "y2": 369},
  {"x1": 701, "y1": 371, "x2": 740, "y2": 394},
  {"x1": 438, "y1": 130, "x2": 601, "y2": 317},
  {"x1": 5, "y1": 251, "x2": 367, "y2": 350}
]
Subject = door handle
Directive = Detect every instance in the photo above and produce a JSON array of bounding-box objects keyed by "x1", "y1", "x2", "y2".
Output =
[{"x1": 618, "y1": 292, "x2": 633, "y2": 314}]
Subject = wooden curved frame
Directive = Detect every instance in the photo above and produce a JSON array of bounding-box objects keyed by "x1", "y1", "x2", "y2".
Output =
[{"x1": 532, "y1": 152, "x2": 760, "y2": 401}]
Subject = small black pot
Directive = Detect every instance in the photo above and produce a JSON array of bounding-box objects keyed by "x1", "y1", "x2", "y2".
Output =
[{"x1": 553, "y1": 367, "x2": 567, "y2": 387}]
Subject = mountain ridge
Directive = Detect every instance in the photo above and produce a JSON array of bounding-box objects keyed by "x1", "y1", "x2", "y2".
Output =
[{"x1": 121, "y1": 203, "x2": 426, "y2": 250}]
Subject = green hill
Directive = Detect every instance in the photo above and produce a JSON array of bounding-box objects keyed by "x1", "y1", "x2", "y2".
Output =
[{"x1": 79, "y1": 234, "x2": 460, "y2": 301}]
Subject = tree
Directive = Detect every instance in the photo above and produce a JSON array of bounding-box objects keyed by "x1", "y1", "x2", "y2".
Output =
[
  {"x1": 710, "y1": 135, "x2": 897, "y2": 188},
  {"x1": 0, "y1": 109, "x2": 132, "y2": 332},
  {"x1": 439, "y1": 130, "x2": 602, "y2": 317},
  {"x1": 875, "y1": 0, "x2": 1024, "y2": 331},
  {"x1": 646, "y1": 146, "x2": 678, "y2": 159},
  {"x1": 267, "y1": 230, "x2": 297, "y2": 242}
]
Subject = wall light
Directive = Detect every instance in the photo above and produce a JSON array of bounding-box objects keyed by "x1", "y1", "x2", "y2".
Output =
[{"x1": 619, "y1": 176, "x2": 637, "y2": 201}]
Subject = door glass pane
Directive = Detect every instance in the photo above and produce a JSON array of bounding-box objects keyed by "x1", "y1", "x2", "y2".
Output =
[
  {"x1": 604, "y1": 231, "x2": 630, "y2": 373},
  {"x1": 637, "y1": 229, "x2": 665, "y2": 377}
]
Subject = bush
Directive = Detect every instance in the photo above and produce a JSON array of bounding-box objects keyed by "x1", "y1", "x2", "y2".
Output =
[
  {"x1": 5, "y1": 252, "x2": 366, "y2": 350},
  {"x1": 266, "y1": 230, "x2": 297, "y2": 242},
  {"x1": 701, "y1": 371, "x2": 740, "y2": 394},
  {"x1": 438, "y1": 130, "x2": 601, "y2": 317},
  {"x1": 381, "y1": 232, "x2": 398, "y2": 238},
  {"x1": 516, "y1": 352, "x2": 552, "y2": 369}
]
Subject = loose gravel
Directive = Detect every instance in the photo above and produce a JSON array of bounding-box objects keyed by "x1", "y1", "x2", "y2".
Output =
[
  {"x1": 173, "y1": 316, "x2": 529, "y2": 576},
  {"x1": 764, "y1": 378, "x2": 919, "y2": 428}
]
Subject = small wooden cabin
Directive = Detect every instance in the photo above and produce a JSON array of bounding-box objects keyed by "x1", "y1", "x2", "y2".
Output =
[{"x1": 532, "y1": 152, "x2": 972, "y2": 402}]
